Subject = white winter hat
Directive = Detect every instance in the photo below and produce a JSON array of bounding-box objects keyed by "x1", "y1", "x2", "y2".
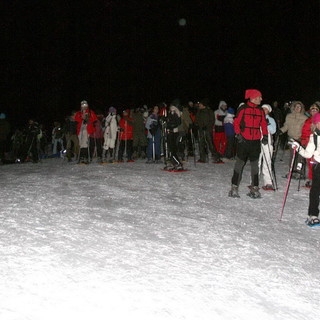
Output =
[
  {"x1": 218, "y1": 101, "x2": 227, "y2": 108},
  {"x1": 262, "y1": 104, "x2": 272, "y2": 113}
]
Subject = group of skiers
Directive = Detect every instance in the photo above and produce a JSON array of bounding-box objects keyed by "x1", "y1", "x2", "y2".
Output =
[{"x1": 1, "y1": 91, "x2": 320, "y2": 226}]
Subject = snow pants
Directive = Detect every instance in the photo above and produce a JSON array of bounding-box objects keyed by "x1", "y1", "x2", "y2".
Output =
[
  {"x1": 213, "y1": 131, "x2": 227, "y2": 156},
  {"x1": 259, "y1": 142, "x2": 273, "y2": 186}
]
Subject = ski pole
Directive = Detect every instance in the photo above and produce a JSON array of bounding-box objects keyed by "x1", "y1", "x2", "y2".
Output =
[
  {"x1": 190, "y1": 128, "x2": 196, "y2": 167},
  {"x1": 279, "y1": 148, "x2": 297, "y2": 221}
]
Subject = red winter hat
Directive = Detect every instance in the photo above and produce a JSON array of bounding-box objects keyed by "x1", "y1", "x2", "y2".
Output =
[
  {"x1": 245, "y1": 89, "x2": 262, "y2": 100},
  {"x1": 312, "y1": 112, "x2": 320, "y2": 124}
]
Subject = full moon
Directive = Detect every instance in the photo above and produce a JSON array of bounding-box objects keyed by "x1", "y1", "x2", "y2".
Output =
[{"x1": 178, "y1": 18, "x2": 187, "y2": 26}]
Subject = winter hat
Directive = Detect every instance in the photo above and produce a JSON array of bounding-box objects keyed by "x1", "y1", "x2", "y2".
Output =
[
  {"x1": 218, "y1": 101, "x2": 227, "y2": 108},
  {"x1": 227, "y1": 107, "x2": 234, "y2": 114},
  {"x1": 245, "y1": 89, "x2": 262, "y2": 100},
  {"x1": 309, "y1": 104, "x2": 320, "y2": 112},
  {"x1": 261, "y1": 104, "x2": 272, "y2": 113},
  {"x1": 312, "y1": 112, "x2": 320, "y2": 124},
  {"x1": 199, "y1": 98, "x2": 210, "y2": 107},
  {"x1": 81, "y1": 100, "x2": 88, "y2": 107},
  {"x1": 109, "y1": 107, "x2": 116, "y2": 114}
]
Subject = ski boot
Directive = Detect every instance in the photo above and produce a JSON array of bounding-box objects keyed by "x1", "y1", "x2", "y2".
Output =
[
  {"x1": 247, "y1": 186, "x2": 261, "y2": 199},
  {"x1": 228, "y1": 184, "x2": 240, "y2": 198}
]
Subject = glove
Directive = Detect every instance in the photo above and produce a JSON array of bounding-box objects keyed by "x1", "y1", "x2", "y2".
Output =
[
  {"x1": 291, "y1": 141, "x2": 300, "y2": 151},
  {"x1": 235, "y1": 134, "x2": 244, "y2": 143},
  {"x1": 262, "y1": 135, "x2": 268, "y2": 145}
]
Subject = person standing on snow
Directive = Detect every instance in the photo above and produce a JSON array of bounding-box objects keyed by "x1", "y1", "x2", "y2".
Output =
[
  {"x1": 223, "y1": 107, "x2": 236, "y2": 160},
  {"x1": 74, "y1": 100, "x2": 97, "y2": 164},
  {"x1": 89, "y1": 110, "x2": 104, "y2": 163},
  {"x1": 300, "y1": 102, "x2": 320, "y2": 187},
  {"x1": 195, "y1": 99, "x2": 223, "y2": 163},
  {"x1": 165, "y1": 104, "x2": 184, "y2": 170},
  {"x1": 103, "y1": 107, "x2": 118, "y2": 163},
  {"x1": 259, "y1": 104, "x2": 277, "y2": 190},
  {"x1": 64, "y1": 111, "x2": 79, "y2": 162},
  {"x1": 145, "y1": 105, "x2": 162, "y2": 163},
  {"x1": 279, "y1": 101, "x2": 307, "y2": 178},
  {"x1": 118, "y1": 109, "x2": 134, "y2": 162},
  {"x1": 214, "y1": 100, "x2": 228, "y2": 157},
  {"x1": 290, "y1": 113, "x2": 320, "y2": 226},
  {"x1": 229, "y1": 89, "x2": 268, "y2": 198}
]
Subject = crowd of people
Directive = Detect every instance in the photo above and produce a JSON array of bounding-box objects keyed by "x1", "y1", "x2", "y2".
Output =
[{"x1": 1, "y1": 90, "x2": 320, "y2": 225}]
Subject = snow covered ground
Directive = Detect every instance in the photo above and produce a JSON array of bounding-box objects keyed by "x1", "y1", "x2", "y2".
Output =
[{"x1": 1, "y1": 151, "x2": 319, "y2": 320}]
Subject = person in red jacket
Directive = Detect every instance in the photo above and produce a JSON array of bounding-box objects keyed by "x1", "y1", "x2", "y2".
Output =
[
  {"x1": 229, "y1": 89, "x2": 268, "y2": 198},
  {"x1": 118, "y1": 109, "x2": 134, "y2": 162},
  {"x1": 74, "y1": 100, "x2": 97, "y2": 164},
  {"x1": 300, "y1": 103, "x2": 320, "y2": 187}
]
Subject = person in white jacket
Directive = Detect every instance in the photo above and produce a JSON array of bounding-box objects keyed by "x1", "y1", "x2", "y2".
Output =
[
  {"x1": 291, "y1": 112, "x2": 320, "y2": 226},
  {"x1": 103, "y1": 107, "x2": 118, "y2": 163},
  {"x1": 259, "y1": 104, "x2": 277, "y2": 190}
]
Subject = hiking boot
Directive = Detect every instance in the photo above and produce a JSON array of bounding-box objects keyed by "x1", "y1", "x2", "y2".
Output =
[
  {"x1": 247, "y1": 186, "x2": 261, "y2": 199},
  {"x1": 228, "y1": 184, "x2": 240, "y2": 198},
  {"x1": 175, "y1": 164, "x2": 184, "y2": 171},
  {"x1": 305, "y1": 180, "x2": 312, "y2": 188},
  {"x1": 306, "y1": 216, "x2": 320, "y2": 226}
]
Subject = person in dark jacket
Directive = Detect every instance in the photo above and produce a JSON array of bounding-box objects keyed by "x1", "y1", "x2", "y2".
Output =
[
  {"x1": 64, "y1": 111, "x2": 79, "y2": 162},
  {"x1": 229, "y1": 89, "x2": 268, "y2": 198},
  {"x1": 0, "y1": 113, "x2": 11, "y2": 163},
  {"x1": 22, "y1": 119, "x2": 41, "y2": 163},
  {"x1": 165, "y1": 104, "x2": 184, "y2": 170},
  {"x1": 194, "y1": 99, "x2": 223, "y2": 163}
]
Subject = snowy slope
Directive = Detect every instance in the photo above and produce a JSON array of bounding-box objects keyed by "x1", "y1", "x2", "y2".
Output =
[{"x1": 0, "y1": 153, "x2": 319, "y2": 320}]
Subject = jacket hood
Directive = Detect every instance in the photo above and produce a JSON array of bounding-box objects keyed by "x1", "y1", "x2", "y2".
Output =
[{"x1": 290, "y1": 101, "x2": 305, "y2": 113}]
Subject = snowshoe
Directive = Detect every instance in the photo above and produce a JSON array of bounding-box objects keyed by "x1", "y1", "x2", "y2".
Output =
[
  {"x1": 262, "y1": 184, "x2": 274, "y2": 191},
  {"x1": 305, "y1": 216, "x2": 320, "y2": 227},
  {"x1": 247, "y1": 186, "x2": 261, "y2": 199},
  {"x1": 228, "y1": 185, "x2": 240, "y2": 198}
]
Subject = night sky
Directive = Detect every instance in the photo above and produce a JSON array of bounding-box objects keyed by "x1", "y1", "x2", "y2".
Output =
[{"x1": 2, "y1": 0, "x2": 319, "y2": 127}]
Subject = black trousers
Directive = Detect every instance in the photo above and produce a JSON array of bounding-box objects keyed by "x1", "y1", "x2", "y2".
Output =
[
  {"x1": 118, "y1": 140, "x2": 133, "y2": 161},
  {"x1": 167, "y1": 132, "x2": 181, "y2": 165},
  {"x1": 231, "y1": 139, "x2": 261, "y2": 187},
  {"x1": 308, "y1": 163, "x2": 320, "y2": 217}
]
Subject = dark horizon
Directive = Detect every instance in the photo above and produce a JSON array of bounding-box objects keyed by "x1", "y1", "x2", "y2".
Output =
[{"x1": 2, "y1": 0, "x2": 320, "y2": 127}]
